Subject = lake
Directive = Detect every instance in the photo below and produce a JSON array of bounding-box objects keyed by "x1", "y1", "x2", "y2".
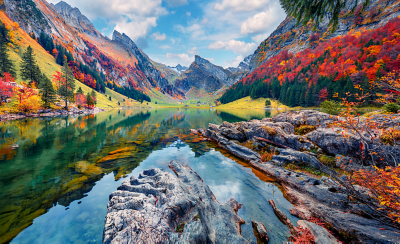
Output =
[{"x1": 0, "y1": 108, "x2": 297, "y2": 244}]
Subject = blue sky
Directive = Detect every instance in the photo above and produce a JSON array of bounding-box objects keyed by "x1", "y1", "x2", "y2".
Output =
[{"x1": 47, "y1": 0, "x2": 286, "y2": 68}]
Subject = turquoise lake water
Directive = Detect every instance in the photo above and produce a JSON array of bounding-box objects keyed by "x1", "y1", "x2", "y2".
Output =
[{"x1": 0, "y1": 108, "x2": 297, "y2": 243}]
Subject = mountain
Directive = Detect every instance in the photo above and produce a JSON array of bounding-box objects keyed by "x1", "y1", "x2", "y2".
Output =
[
  {"x1": 227, "y1": 55, "x2": 253, "y2": 73},
  {"x1": 175, "y1": 55, "x2": 246, "y2": 94},
  {"x1": 2, "y1": 0, "x2": 184, "y2": 102},
  {"x1": 248, "y1": 0, "x2": 400, "y2": 71},
  {"x1": 219, "y1": 0, "x2": 400, "y2": 106},
  {"x1": 167, "y1": 64, "x2": 188, "y2": 75}
]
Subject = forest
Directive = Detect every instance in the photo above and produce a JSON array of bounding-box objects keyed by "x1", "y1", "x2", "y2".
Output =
[{"x1": 220, "y1": 16, "x2": 400, "y2": 107}]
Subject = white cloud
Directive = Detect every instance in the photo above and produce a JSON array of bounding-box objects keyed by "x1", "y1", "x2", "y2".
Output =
[
  {"x1": 47, "y1": 0, "x2": 167, "y2": 48},
  {"x1": 187, "y1": 47, "x2": 198, "y2": 55},
  {"x1": 114, "y1": 17, "x2": 157, "y2": 44},
  {"x1": 224, "y1": 55, "x2": 244, "y2": 68},
  {"x1": 214, "y1": 0, "x2": 271, "y2": 13},
  {"x1": 205, "y1": 57, "x2": 215, "y2": 62},
  {"x1": 186, "y1": 11, "x2": 191, "y2": 16},
  {"x1": 151, "y1": 32, "x2": 167, "y2": 40},
  {"x1": 252, "y1": 33, "x2": 268, "y2": 44},
  {"x1": 240, "y1": 2, "x2": 284, "y2": 35},
  {"x1": 208, "y1": 40, "x2": 257, "y2": 57},
  {"x1": 166, "y1": 53, "x2": 194, "y2": 66}
]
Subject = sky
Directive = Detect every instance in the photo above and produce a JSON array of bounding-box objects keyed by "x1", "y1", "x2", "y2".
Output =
[{"x1": 46, "y1": 0, "x2": 287, "y2": 68}]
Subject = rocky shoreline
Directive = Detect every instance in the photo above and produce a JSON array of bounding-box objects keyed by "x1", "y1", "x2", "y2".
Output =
[
  {"x1": 194, "y1": 110, "x2": 400, "y2": 243},
  {"x1": 102, "y1": 110, "x2": 400, "y2": 243},
  {"x1": 0, "y1": 107, "x2": 106, "y2": 122}
]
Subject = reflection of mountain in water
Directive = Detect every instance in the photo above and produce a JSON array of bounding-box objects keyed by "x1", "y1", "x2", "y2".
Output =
[{"x1": 0, "y1": 108, "x2": 240, "y2": 242}]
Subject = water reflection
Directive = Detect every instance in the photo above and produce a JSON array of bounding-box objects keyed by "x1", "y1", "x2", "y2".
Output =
[{"x1": 0, "y1": 108, "x2": 293, "y2": 244}]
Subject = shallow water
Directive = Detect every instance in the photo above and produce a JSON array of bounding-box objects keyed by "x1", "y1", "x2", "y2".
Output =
[{"x1": 0, "y1": 108, "x2": 297, "y2": 244}]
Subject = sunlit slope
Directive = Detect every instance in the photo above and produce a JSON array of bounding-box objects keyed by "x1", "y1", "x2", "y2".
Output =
[
  {"x1": 216, "y1": 96, "x2": 289, "y2": 110},
  {"x1": 0, "y1": 11, "x2": 146, "y2": 109}
]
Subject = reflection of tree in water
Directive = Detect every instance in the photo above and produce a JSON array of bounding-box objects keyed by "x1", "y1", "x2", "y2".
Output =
[{"x1": 0, "y1": 108, "x2": 247, "y2": 242}]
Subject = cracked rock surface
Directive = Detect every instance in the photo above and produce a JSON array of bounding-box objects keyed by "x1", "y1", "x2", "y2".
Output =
[{"x1": 103, "y1": 161, "x2": 248, "y2": 244}]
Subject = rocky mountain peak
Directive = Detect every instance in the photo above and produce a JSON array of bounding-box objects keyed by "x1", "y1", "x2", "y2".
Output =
[{"x1": 53, "y1": 1, "x2": 97, "y2": 36}]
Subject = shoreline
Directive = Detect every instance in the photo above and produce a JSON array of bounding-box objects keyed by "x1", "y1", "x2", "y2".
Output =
[{"x1": 192, "y1": 110, "x2": 400, "y2": 243}]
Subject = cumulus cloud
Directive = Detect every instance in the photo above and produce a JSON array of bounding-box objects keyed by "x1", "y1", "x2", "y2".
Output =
[
  {"x1": 47, "y1": 0, "x2": 167, "y2": 48},
  {"x1": 186, "y1": 11, "x2": 191, "y2": 16},
  {"x1": 214, "y1": 0, "x2": 271, "y2": 13},
  {"x1": 208, "y1": 40, "x2": 257, "y2": 57},
  {"x1": 240, "y1": 2, "x2": 284, "y2": 35},
  {"x1": 151, "y1": 32, "x2": 167, "y2": 40},
  {"x1": 114, "y1": 17, "x2": 157, "y2": 47}
]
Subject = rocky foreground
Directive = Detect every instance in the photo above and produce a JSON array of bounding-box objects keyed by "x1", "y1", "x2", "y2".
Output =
[
  {"x1": 194, "y1": 110, "x2": 400, "y2": 243},
  {"x1": 103, "y1": 161, "x2": 248, "y2": 244}
]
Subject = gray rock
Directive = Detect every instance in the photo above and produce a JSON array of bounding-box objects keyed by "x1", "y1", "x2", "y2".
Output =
[
  {"x1": 297, "y1": 220, "x2": 340, "y2": 244},
  {"x1": 103, "y1": 161, "x2": 248, "y2": 244}
]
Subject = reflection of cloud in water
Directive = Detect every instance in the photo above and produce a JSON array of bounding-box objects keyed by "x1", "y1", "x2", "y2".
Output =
[{"x1": 209, "y1": 181, "x2": 241, "y2": 204}]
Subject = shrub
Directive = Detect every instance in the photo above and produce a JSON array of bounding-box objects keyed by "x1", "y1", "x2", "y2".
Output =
[
  {"x1": 380, "y1": 129, "x2": 400, "y2": 145},
  {"x1": 320, "y1": 100, "x2": 341, "y2": 115},
  {"x1": 383, "y1": 103, "x2": 400, "y2": 113},
  {"x1": 262, "y1": 126, "x2": 277, "y2": 136},
  {"x1": 295, "y1": 125, "x2": 316, "y2": 135},
  {"x1": 16, "y1": 95, "x2": 42, "y2": 113},
  {"x1": 318, "y1": 155, "x2": 336, "y2": 167},
  {"x1": 265, "y1": 99, "x2": 271, "y2": 106},
  {"x1": 261, "y1": 152, "x2": 273, "y2": 162}
]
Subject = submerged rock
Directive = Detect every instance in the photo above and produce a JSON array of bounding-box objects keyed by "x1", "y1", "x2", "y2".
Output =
[{"x1": 103, "y1": 161, "x2": 248, "y2": 244}]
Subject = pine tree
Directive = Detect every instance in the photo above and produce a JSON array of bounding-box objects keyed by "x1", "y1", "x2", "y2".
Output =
[
  {"x1": 91, "y1": 90, "x2": 97, "y2": 105},
  {"x1": 58, "y1": 60, "x2": 75, "y2": 110},
  {"x1": 86, "y1": 92, "x2": 94, "y2": 107},
  {"x1": 0, "y1": 34, "x2": 15, "y2": 77},
  {"x1": 39, "y1": 75, "x2": 56, "y2": 108},
  {"x1": 77, "y1": 87, "x2": 84, "y2": 95},
  {"x1": 20, "y1": 46, "x2": 40, "y2": 85}
]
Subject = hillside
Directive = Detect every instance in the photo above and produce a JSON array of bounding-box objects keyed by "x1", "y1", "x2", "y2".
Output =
[
  {"x1": 249, "y1": 0, "x2": 400, "y2": 71},
  {"x1": 0, "y1": 10, "x2": 147, "y2": 109},
  {"x1": 220, "y1": 1, "x2": 400, "y2": 107},
  {"x1": 1, "y1": 0, "x2": 184, "y2": 103}
]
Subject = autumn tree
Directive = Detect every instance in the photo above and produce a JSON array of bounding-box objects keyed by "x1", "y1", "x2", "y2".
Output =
[
  {"x1": 0, "y1": 73, "x2": 14, "y2": 103},
  {"x1": 39, "y1": 75, "x2": 56, "y2": 108},
  {"x1": 0, "y1": 32, "x2": 15, "y2": 78},
  {"x1": 20, "y1": 46, "x2": 41, "y2": 85},
  {"x1": 55, "y1": 60, "x2": 75, "y2": 110}
]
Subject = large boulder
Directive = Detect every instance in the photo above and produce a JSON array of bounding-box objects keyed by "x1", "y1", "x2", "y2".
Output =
[{"x1": 103, "y1": 161, "x2": 248, "y2": 244}]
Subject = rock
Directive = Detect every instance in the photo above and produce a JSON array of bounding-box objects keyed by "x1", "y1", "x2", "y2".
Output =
[
  {"x1": 272, "y1": 110, "x2": 337, "y2": 127},
  {"x1": 297, "y1": 220, "x2": 340, "y2": 244},
  {"x1": 204, "y1": 129, "x2": 261, "y2": 162},
  {"x1": 103, "y1": 161, "x2": 248, "y2": 244},
  {"x1": 251, "y1": 221, "x2": 269, "y2": 244},
  {"x1": 271, "y1": 148, "x2": 322, "y2": 169}
]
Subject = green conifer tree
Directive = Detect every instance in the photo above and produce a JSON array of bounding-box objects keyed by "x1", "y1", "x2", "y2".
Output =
[
  {"x1": 39, "y1": 76, "x2": 56, "y2": 108},
  {"x1": 0, "y1": 34, "x2": 15, "y2": 77},
  {"x1": 58, "y1": 59, "x2": 75, "y2": 110},
  {"x1": 91, "y1": 90, "x2": 97, "y2": 105},
  {"x1": 20, "y1": 45, "x2": 41, "y2": 85}
]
